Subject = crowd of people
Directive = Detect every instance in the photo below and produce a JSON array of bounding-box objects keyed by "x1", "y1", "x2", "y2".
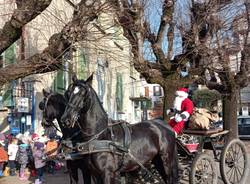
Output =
[{"x1": 0, "y1": 132, "x2": 61, "y2": 184}]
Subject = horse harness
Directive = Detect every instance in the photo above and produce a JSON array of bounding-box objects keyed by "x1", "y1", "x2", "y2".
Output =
[
  {"x1": 76, "y1": 119, "x2": 131, "y2": 155},
  {"x1": 58, "y1": 119, "x2": 162, "y2": 180}
]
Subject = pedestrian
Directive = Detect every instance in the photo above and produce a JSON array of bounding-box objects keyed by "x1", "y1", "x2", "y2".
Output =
[
  {"x1": 45, "y1": 133, "x2": 58, "y2": 174},
  {"x1": 0, "y1": 138, "x2": 8, "y2": 177},
  {"x1": 16, "y1": 142, "x2": 30, "y2": 180},
  {"x1": 33, "y1": 141, "x2": 46, "y2": 184},
  {"x1": 166, "y1": 88, "x2": 194, "y2": 136},
  {"x1": 7, "y1": 138, "x2": 18, "y2": 176},
  {"x1": 30, "y1": 133, "x2": 40, "y2": 177}
]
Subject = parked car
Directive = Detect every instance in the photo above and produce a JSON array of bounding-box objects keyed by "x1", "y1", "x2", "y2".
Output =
[{"x1": 238, "y1": 116, "x2": 250, "y2": 139}]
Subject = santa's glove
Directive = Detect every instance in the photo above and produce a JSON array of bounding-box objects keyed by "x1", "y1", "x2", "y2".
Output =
[
  {"x1": 175, "y1": 115, "x2": 183, "y2": 122},
  {"x1": 180, "y1": 113, "x2": 187, "y2": 120},
  {"x1": 166, "y1": 108, "x2": 175, "y2": 115}
]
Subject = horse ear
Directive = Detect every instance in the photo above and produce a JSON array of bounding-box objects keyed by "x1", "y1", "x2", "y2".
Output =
[
  {"x1": 42, "y1": 89, "x2": 50, "y2": 97},
  {"x1": 86, "y1": 73, "x2": 93, "y2": 85},
  {"x1": 72, "y1": 74, "x2": 78, "y2": 83}
]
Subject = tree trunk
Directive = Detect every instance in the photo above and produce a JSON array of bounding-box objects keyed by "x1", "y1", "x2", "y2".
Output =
[
  {"x1": 163, "y1": 85, "x2": 178, "y2": 120},
  {"x1": 223, "y1": 90, "x2": 238, "y2": 140}
]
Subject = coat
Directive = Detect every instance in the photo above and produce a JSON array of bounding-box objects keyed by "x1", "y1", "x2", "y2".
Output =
[
  {"x1": 33, "y1": 148, "x2": 46, "y2": 169},
  {"x1": 46, "y1": 140, "x2": 58, "y2": 156},
  {"x1": 16, "y1": 144, "x2": 30, "y2": 165},
  {"x1": 0, "y1": 147, "x2": 8, "y2": 162},
  {"x1": 8, "y1": 143, "x2": 19, "y2": 161}
]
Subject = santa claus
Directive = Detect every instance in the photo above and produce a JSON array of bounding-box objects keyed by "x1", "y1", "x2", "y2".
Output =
[{"x1": 167, "y1": 88, "x2": 194, "y2": 136}]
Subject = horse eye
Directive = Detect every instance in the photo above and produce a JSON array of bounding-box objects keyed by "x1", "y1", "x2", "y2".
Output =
[{"x1": 73, "y1": 87, "x2": 80, "y2": 94}]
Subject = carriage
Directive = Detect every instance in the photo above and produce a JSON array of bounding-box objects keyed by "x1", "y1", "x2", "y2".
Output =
[
  {"x1": 176, "y1": 128, "x2": 249, "y2": 184},
  {"x1": 40, "y1": 74, "x2": 249, "y2": 184}
]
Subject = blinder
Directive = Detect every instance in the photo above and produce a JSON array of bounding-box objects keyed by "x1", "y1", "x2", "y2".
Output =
[{"x1": 62, "y1": 82, "x2": 91, "y2": 128}]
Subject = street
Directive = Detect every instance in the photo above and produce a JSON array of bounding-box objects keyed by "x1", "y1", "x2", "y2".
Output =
[
  {"x1": 0, "y1": 141, "x2": 250, "y2": 184},
  {"x1": 0, "y1": 168, "x2": 81, "y2": 184}
]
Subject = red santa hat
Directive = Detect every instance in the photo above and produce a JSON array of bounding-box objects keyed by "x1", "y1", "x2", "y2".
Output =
[{"x1": 176, "y1": 88, "x2": 188, "y2": 98}]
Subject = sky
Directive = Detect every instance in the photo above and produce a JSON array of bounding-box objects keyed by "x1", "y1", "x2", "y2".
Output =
[{"x1": 142, "y1": 0, "x2": 246, "y2": 62}]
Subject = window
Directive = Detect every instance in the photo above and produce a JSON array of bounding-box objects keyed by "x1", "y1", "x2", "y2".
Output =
[
  {"x1": 243, "y1": 118, "x2": 250, "y2": 125},
  {"x1": 96, "y1": 58, "x2": 105, "y2": 103},
  {"x1": 144, "y1": 87, "x2": 149, "y2": 97},
  {"x1": 54, "y1": 70, "x2": 65, "y2": 94},
  {"x1": 77, "y1": 50, "x2": 87, "y2": 79},
  {"x1": 153, "y1": 86, "x2": 162, "y2": 96},
  {"x1": 2, "y1": 44, "x2": 16, "y2": 107}
]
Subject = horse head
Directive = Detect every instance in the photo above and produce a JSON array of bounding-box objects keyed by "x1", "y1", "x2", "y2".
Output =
[
  {"x1": 61, "y1": 74, "x2": 94, "y2": 128},
  {"x1": 39, "y1": 89, "x2": 66, "y2": 128}
]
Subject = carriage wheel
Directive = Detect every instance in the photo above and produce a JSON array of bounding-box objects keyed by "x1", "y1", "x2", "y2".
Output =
[
  {"x1": 220, "y1": 139, "x2": 249, "y2": 184},
  {"x1": 190, "y1": 153, "x2": 218, "y2": 184}
]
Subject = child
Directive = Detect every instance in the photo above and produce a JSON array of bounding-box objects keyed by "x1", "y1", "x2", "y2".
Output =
[
  {"x1": 45, "y1": 134, "x2": 58, "y2": 174},
  {"x1": 16, "y1": 142, "x2": 29, "y2": 180},
  {"x1": 33, "y1": 141, "x2": 46, "y2": 184},
  {"x1": 0, "y1": 140, "x2": 8, "y2": 177},
  {"x1": 7, "y1": 138, "x2": 19, "y2": 176}
]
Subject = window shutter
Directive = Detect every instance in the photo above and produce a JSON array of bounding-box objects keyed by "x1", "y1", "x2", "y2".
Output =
[
  {"x1": 3, "y1": 44, "x2": 16, "y2": 107},
  {"x1": 78, "y1": 50, "x2": 87, "y2": 79},
  {"x1": 116, "y1": 73, "x2": 123, "y2": 111}
]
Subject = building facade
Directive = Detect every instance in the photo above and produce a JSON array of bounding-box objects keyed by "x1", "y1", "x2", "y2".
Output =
[{"x1": 0, "y1": 0, "x2": 146, "y2": 135}]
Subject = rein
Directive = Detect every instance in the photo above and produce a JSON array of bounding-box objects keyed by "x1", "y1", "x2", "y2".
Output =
[
  {"x1": 42, "y1": 115, "x2": 62, "y2": 134},
  {"x1": 76, "y1": 120, "x2": 124, "y2": 151}
]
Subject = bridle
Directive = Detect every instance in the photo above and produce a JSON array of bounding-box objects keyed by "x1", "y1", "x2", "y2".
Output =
[
  {"x1": 65, "y1": 83, "x2": 92, "y2": 127},
  {"x1": 41, "y1": 93, "x2": 62, "y2": 133}
]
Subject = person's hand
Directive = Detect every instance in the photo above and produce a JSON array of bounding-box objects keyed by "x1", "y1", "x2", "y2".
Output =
[
  {"x1": 166, "y1": 108, "x2": 174, "y2": 115},
  {"x1": 175, "y1": 115, "x2": 183, "y2": 122},
  {"x1": 166, "y1": 109, "x2": 171, "y2": 115},
  {"x1": 180, "y1": 113, "x2": 187, "y2": 119}
]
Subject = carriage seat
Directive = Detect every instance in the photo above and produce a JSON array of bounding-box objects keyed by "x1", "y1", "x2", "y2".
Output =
[{"x1": 182, "y1": 127, "x2": 223, "y2": 136}]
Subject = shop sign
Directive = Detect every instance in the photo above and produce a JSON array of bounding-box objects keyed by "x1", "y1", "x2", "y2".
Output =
[{"x1": 17, "y1": 97, "x2": 29, "y2": 113}]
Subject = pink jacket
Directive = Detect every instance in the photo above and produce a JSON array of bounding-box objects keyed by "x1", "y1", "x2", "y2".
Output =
[{"x1": 33, "y1": 148, "x2": 46, "y2": 169}]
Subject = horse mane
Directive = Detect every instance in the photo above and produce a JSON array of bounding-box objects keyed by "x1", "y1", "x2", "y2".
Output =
[
  {"x1": 50, "y1": 93, "x2": 66, "y2": 106},
  {"x1": 77, "y1": 79, "x2": 108, "y2": 117}
]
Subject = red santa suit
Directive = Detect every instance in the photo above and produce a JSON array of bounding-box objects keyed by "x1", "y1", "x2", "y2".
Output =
[{"x1": 168, "y1": 88, "x2": 194, "y2": 135}]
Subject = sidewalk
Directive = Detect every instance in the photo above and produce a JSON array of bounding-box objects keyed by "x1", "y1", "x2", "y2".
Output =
[
  {"x1": 0, "y1": 169, "x2": 75, "y2": 184},
  {"x1": 1, "y1": 141, "x2": 250, "y2": 184}
]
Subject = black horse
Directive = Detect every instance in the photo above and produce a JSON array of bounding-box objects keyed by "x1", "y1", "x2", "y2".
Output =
[
  {"x1": 61, "y1": 74, "x2": 179, "y2": 184},
  {"x1": 39, "y1": 89, "x2": 96, "y2": 184}
]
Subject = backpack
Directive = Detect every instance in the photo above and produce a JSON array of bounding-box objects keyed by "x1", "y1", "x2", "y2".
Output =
[{"x1": 189, "y1": 108, "x2": 220, "y2": 130}]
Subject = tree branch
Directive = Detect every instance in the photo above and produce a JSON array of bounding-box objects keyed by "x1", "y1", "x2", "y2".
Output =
[
  {"x1": 0, "y1": 0, "x2": 52, "y2": 54},
  {"x1": 0, "y1": 0, "x2": 102, "y2": 86}
]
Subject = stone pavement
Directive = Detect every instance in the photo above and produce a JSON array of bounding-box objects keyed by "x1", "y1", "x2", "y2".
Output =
[
  {"x1": 0, "y1": 141, "x2": 250, "y2": 184},
  {"x1": 0, "y1": 169, "x2": 81, "y2": 184}
]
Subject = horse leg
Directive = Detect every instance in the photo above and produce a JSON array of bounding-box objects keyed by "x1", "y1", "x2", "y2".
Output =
[
  {"x1": 157, "y1": 145, "x2": 179, "y2": 184},
  {"x1": 80, "y1": 167, "x2": 91, "y2": 184},
  {"x1": 103, "y1": 169, "x2": 120, "y2": 184},
  {"x1": 67, "y1": 161, "x2": 79, "y2": 184},
  {"x1": 71, "y1": 168, "x2": 79, "y2": 184},
  {"x1": 152, "y1": 154, "x2": 169, "y2": 183},
  {"x1": 66, "y1": 161, "x2": 74, "y2": 184},
  {"x1": 94, "y1": 154, "x2": 119, "y2": 184}
]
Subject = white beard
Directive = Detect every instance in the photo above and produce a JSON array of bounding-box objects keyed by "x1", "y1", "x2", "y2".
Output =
[{"x1": 173, "y1": 96, "x2": 186, "y2": 111}]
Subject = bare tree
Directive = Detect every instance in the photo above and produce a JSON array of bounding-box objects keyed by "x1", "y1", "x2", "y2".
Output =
[
  {"x1": 0, "y1": 0, "x2": 52, "y2": 54},
  {"x1": 110, "y1": 0, "x2": 250, "y2": 138},
  {"x1": 0, "y1": 0, "x2": 109, "y2": 86},
  {"x1": 0, "y1": 0, "x2": 249, "y2": 139}
]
